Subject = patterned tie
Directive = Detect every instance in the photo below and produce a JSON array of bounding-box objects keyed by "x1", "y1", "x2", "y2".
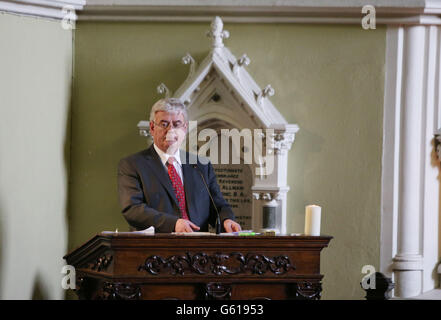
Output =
[{"x1": 167, "y1": 157, "x2": 189, "y2": 220}]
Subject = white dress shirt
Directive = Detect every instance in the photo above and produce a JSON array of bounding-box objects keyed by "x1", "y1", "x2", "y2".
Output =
[{"x1": 153, "y1": 144, "x2": 184, "y2": 183}]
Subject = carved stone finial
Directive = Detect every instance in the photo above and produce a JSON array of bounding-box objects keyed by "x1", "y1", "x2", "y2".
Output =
[
  {"x1": 182, "y1": 53, "x2": 197, "y2": 80},
  {"x1": 182, "y1": 53, "x2": 195, "y2": 66},
  {"x1": 257, "y1": 85, "x2": 275, "y2": 105},
  {"x1": 238, "y1": 54, "x2": 250, "y2": 67},
  {"x1": 262, "y1": 85, "x2": 275, "y2": 98},
  {"x1": 157, "y1": 83, "x2": 172, "y2": 98},
  {"x1": 232, "y1": 54, "x2": 251, "y2": 78},
  {"x1": 207, "y1": 16, "x2": 229, "y2": 49}
]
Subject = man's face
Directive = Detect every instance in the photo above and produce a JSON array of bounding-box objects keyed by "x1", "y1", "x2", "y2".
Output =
[{"x1": 150, "y1": 111, "x2": 187, "y2": 154}]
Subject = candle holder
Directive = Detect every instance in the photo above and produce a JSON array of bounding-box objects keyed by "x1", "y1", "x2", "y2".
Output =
[{"x1": 261, "y1": 199, "x2": 278, "y2": 233}]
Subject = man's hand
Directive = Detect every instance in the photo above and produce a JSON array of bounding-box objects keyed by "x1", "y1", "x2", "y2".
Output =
[
  {"x1": 175, "y1": 219, "x2": 200, "y2": 233},
  {"x1": 223, "y1": 219, "x2": 242, "y2": 233}
]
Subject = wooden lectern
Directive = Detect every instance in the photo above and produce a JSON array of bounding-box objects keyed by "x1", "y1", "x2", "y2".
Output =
[{"x1": 63, "y1": 233, "x2": 332, "y2": 300}]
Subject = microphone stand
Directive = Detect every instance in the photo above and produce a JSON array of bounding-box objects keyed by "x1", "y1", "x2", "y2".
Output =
[{"x1": 193, "y1": 165, "x2": 222, "y2": 234}]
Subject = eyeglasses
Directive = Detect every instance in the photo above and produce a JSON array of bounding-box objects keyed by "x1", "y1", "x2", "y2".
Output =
[{"x1": 153, "y1": 120, "x2": 186, "y2": 130}]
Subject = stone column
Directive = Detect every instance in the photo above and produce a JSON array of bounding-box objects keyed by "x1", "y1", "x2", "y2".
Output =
[{"x1": 392, "y1": 25, "x2": 425, "y2": 298}]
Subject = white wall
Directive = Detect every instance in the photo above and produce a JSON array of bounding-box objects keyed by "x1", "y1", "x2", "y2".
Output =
[{"x1": 0, "y1": 12, "x2": 72, "y2": 299}]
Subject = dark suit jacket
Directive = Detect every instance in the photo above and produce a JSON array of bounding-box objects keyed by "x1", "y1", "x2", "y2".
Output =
[{"x1": 117, "y1": 145, "x2": 236, "y2": 233}]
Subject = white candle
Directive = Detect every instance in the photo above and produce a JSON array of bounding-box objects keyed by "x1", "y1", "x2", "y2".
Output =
[{"x1": 304, "y1": 205, "x2": 321, "y2": 236}]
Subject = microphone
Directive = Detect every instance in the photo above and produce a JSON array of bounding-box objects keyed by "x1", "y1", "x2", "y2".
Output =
[{"x1": 192, "y1": 164, "x2": 222, "y2": 234}]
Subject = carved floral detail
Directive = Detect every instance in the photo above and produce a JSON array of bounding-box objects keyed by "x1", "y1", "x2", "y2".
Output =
[
  {"x1": 256, "y1": 84, "x2": 275, "y2": 106},
  {"x1": 293, "y1": 281, "x2": 322, "y2": 300},
  {"x1": 182, "y1": 53, "x2": 197, "y2": 81},
  {"x1": 205, "y1": 282, "x2": 232, "y2": 300},
  {"x1": 157, "y1": 83, "x2": 172, "y2": 98},
  {"x1": 269, "y1": 132, "x2": 296, "y2": 154},
  {"x1": 233, "y1": 54, "x2": 251, "y2": 78},
  {"x1": 252, "y1": 192, "x2": 283, "y2": 201},
  {"x1": 238, "y1": 54, "x2": 251, "y2": 67},
  {"x1": 99, "y1": 282, "x2": 142, "y2": 300},
  {"x1": 138, "y1": 252, "x2": 295, "y2": 276},
  {"x1": 89, "y1": 254, "x2": 113, "y2": 272}
]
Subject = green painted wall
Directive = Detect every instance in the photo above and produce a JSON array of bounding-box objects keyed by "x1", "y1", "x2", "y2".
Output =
[
  {"x1": 71, "y1": 21, "x2": 385, "y2": 299},
  {"x1": 0, "y1": 12, "x2": 72, "y2": 299}
]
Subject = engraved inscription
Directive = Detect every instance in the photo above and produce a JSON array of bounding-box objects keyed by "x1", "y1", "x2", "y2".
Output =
[{"x1": 214, "y1": 165, "x2": 252, "y2": 229}]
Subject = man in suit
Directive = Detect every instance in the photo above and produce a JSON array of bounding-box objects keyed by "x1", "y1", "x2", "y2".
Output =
[{"x1": 117, "y1": 98, "x2": 242, "y2": 233}]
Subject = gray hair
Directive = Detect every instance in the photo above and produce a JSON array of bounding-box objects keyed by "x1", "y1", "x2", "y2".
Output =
[{"x1": 149, "y1": 98, "x2": 188, "y2": 122}]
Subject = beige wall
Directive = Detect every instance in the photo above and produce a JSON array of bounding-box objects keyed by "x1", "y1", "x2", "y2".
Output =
[
  {"x1": 0, "y1": 15, "x2": 385, "y2": 299},
  {"x1": 0, "y1": 12, "x2": 72, "y2": 299},
  {"x1": 71, "y1": 22, "x2": 385, "y2": 299}
]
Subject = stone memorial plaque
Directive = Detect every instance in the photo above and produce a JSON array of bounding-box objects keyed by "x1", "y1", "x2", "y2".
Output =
[{"x1": 213, "y1": 163, "x2": 253, "y2": 230}]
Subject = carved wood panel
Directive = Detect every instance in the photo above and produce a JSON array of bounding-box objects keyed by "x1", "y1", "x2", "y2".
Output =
[{"x1": 138, "y1": 252, "x2": 295, "y2": 276}]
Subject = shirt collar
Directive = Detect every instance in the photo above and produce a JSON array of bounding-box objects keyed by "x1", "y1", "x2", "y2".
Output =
[{"x1": 153, "y1": 144, "x2": 182, "y2": 167}]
